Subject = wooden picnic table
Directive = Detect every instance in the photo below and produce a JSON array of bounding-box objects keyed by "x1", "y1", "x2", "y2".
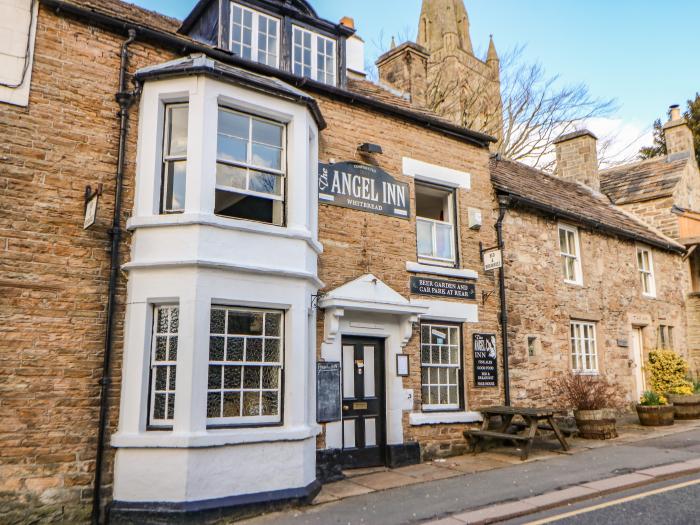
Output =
[{"x1": 463, "y1": 406, "x2": 571, "y2": 461}]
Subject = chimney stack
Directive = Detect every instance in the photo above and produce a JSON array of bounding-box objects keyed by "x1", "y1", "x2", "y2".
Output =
[
  {"x1": 341, "y1": 17, "x2": 366, "y2": 80},
  {"x1": 554, "y1": 130, "x2": 600, "y2": 191},
  {"x1": 375, "y1": 42, "x2": 429, "y2": 108},
  {"x1": 663, "y1": 104, "x2": 694, "y2": 156}
]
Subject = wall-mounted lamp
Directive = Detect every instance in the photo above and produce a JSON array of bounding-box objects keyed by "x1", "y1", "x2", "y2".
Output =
[{"x1": 357, "y1": 142, "x2": 383, "y2": 155}]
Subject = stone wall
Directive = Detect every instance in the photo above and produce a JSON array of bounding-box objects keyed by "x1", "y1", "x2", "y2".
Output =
[
  {"x1": 0, "y1": 6, "x2": 176, "y2": 521},
  {"x1": 502, "y1": 207, "x2": 689, "y2": 405}
]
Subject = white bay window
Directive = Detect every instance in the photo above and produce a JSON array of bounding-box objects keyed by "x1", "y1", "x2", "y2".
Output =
[{"x1": 161, "y1": 104, "x2": 188, "y2": 213}]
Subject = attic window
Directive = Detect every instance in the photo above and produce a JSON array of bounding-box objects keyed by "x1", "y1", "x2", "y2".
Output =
[
  {"x1": 292, "y1": 26, "x2": 336, "y2": 85},
  {"x1": 230, "y1": 2, "x2": 280, "y2": 67}
]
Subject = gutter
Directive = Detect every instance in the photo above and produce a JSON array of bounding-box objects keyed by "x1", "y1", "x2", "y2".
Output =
[
  {"x1": 41, "y1": 0, "x2": 495, "y2": 149},
  {"x1": 496, "y1": 191, "x2": 686, "y2": 255},
  {"x1": 91, "y1": 29, "x2": 140, "y2": 525}
]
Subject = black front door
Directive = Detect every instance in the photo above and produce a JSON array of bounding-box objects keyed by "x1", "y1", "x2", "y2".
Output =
[{"x1": 340, "y1": 337, "x2": 386, "y2": 468}]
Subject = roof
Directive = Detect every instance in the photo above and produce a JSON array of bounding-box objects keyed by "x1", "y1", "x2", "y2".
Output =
[
  {"x1": 135, "y1": 54, "x2": 326, "y2": 128},
  {"x1": 45, "y1": 0, "x2": 494, "y2": 148},
  {"x1": 600, "y1": 153, "x2": 690, "y2": 205},
  {"x1": 491, "y1": 158, "x2": 685, "y2": 253}
]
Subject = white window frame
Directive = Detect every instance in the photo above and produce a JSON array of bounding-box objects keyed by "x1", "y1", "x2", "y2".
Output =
[
  {"x1": 570, "y1": 320, "x2": 598, "y2": 374},
  {"x1": 216, "y1": 106, "x2": 287, "y2": 206},
  {"x1": 637, "y1": 246, "x2": 656, "y2": 298},
  {"x1": 207, "y1": 306, "x2": 284, "y2": 427},
  {"x1": 420, "y1": 323, "x2": 462, "y2": 411},
  {"x1": 416, "y1": 183, "x2": 457, "y2": 267},
  {"x1": 161, "y1": 103, "x2": 188, "y2": 214},
  {"x1": 292, "y1": 25, "x2": 337, "y2": 85},
  {"x1": 229, "y1": 2, "x2": 280, "y2": 68},
  {"x1": 558, "y1": 223, "x2": 583, "y2": 285},
  {"x1": 149, "y1": 305, "x2": 179, "y2": 428}
]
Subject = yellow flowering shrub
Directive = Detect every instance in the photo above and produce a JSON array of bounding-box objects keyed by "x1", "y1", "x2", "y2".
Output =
[{"x1": 647, "y1": 350, "x2": 693, "y2": 396}]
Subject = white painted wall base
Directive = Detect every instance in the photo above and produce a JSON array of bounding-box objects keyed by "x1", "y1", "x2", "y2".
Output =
[{"x1": 113, "y1": 437, "x2": 316, "y2": 503}]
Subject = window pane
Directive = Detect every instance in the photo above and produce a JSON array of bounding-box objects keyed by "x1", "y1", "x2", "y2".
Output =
[
  {"x1": 210, "y1": 309, "x2": 226, "y2": 334},
  {"x1": 243, "y1": 392, "x2": 260, "y2": 416},
  {"x1": 165, "y1": 161, "x2": 186, "y2": 212},
  {"x1": 150, "y1": 306, "x2": 179, "y2": 426},
  {"x1": 223, "y1": 392, "x2": 241, "y2": 418},
  {"x1": 262, "y1": 392, "x2": 279, "y2": 416},
  {"x1": 209, "y1": 336, "x2": 225, "y2": 361},
  {"x1": 224, "y1": 366, "x2": 242, "y2": 388},
  {"x1": 264, "y1": 339, "x2": 280, "y2": 362},
  {"x1": 216, "y1": 163, "x2": 247, "y2": 189},
  {"x1": 219, "y1": 110, "x2": 249, "y2": 139},
  {"x1": 167, "y1": 106, "x2": 188, "y2": 157},
  {"x1": 228, "y1": 311, "x2": 263, "y2": 335},
  {"x1": 218, "y1": 135, "x2": 248, "y2": 164},
  {"x1": 417, "y1": 220, "x2": 433, "y2": 257},
  {"x1": 207, "y1": 392, "x2": 221, "y2": 418},
  {"x1": 249, "y1": 170, "x2": 282, "y2": 196},
  {"x1": 252, "y1": 119, "x2": 282, "y2": 147},
  {"x1": 227, "y1": 337, "x2": 244, "y2": 361},
  {"x1": 246, "y1": 338, "x2": 263, "y2": 362},
  {"x1": 251, "y1": 144, "x2": 282, "y2": 171},
  {"x1": 265, "y1": 313, "x2": 282, "y2": 336},
  {"x1": 435, "y1": 223, "x2": 454, "y2": 260}
]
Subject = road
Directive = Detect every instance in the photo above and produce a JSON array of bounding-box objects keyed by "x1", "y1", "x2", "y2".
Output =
[{"x1": 505, "y1": 473, "x2": 700, "y2": 525}]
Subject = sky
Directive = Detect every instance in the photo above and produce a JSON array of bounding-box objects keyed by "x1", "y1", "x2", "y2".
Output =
[{"x1": 130, "y1": 0, "x2": 700, "y2": 160}]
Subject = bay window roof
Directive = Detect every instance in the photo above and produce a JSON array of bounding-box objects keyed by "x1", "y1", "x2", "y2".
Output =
[{"x1": 134, "y1": 54, "x2": 326, "y2": 129}]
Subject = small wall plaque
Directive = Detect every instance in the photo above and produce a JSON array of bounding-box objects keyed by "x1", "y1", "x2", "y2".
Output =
[{"x1": 396, "y1": 354, "x2": 409, "y2": 377}]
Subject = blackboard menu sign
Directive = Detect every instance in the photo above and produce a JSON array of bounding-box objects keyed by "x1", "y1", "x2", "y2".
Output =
[
  {"x1": 410, "y1": 276, "x2": 476, "y2": 299},
  {"x1": 316, "y1": 362, "x2": 342, "y2": 423},
  {"x1": 473, "y1": 334, "x2": 498, "y2": 388}
]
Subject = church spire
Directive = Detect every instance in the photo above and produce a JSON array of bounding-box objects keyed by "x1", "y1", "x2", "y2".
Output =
[
  {"x1": 487, "y1": 34, "x2": 499, "y2": 63},
  {"x1": 417, "y1": 0, "x2": 474, "y2": 55}
]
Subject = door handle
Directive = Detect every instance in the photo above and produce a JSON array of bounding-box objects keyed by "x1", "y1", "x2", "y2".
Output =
[{"x1": 343, "y1": 405, "x2": 350, "y2": 411}]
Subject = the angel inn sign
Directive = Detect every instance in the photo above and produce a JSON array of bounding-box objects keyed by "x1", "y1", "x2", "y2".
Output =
[{"x1": 318, "y1": 161, "x2": 410, "y2": 219}]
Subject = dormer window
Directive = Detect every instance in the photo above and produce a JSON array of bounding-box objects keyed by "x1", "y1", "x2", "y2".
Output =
[
  {"x1": 230, "y1": 2, "x2": 280, "y2": 68},
  {"x1": 292, "y1": 26, "x2": 336, "y2": 85}
]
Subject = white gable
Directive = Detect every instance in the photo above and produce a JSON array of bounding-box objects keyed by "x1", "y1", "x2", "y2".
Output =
[{"x1": 320, "y1": 274, "x2": 427, "y2": 315}]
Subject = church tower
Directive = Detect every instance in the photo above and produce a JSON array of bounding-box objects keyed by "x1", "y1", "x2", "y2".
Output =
[{"x1": 376, "y1": 0, "x2": 503, "y2": 145}]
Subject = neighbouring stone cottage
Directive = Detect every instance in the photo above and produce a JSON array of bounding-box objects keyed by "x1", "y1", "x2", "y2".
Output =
[{"x1": 0, "y1": 0, "x2": 698, "y2": 522}]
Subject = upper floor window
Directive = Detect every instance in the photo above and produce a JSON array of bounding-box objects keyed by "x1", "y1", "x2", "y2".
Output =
[
  {"x1": 292, "y1": 26, "x2": 336, "y2": 85},
  {"x1": 570, "y1": 320, "x2": 598, "y2": 374},
  {"x1": 637, "y1": 247, "x2": 656, "y2": 297},
  {"x1": 161, "y1": 104, "x2": 188, "y2": 213},
  {"x1": 207, "y1": 306, "x2": 284, "y2": 426},
  {"x1": 216, "y1": 107, "x2": 285, "y2": 225},
  {"x1": 230, "y1": 2, "x2": 280, "y2": 67},
  {"x1": 559, "y1": 224, "x2": 582, "y2": 285},
  {"x1": 416, "y1": 182, "x2": 457, "y2": 267}
]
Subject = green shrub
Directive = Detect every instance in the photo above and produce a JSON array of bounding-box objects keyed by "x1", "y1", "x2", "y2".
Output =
[
  {"x1": 647, "y1": 350, "x2": 693, "y2": 395},
  {"x1": 639, "y1": 391, "x2": 668, "y2": 406}
]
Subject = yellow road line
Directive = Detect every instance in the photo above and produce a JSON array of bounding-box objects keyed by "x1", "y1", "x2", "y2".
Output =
[{"x1": 523, "y1": 477, "x2": 700, "y2": 525}]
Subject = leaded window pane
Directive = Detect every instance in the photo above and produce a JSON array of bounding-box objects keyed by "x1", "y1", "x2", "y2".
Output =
[
  {"x1": 207, "y1": 307, "x2": 284, "y2": 425},
  {"x1": 149, "y1": 305, "x2": 179, "y2": 426}
]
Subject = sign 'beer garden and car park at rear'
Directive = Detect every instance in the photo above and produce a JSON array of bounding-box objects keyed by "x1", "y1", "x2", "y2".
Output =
[{"x1": 319, "y1": 162, "x2": 410, "y2": 219}]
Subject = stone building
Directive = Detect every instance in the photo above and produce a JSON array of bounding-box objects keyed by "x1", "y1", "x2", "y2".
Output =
[{"x1": 0, "y1": 0, "x2": 697, "y2": 522}]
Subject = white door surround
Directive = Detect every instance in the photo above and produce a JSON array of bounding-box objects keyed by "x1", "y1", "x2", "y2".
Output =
[
  {"x1": 630, "y1": 327, "x2": 646, "y2": 401},
  {"x1": 319, "y1": 275, "x2": 427, "y2": 448}
]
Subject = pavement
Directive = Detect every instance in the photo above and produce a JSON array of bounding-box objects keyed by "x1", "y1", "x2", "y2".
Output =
[{"x1": 236, "y1": 420, "x2": 700, "y2": 525}]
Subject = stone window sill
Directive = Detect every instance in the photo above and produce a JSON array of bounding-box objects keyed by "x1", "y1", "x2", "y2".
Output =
[
  {"x1": 111, "y1": 424, "x2": 320, "y2": 449},
  {"x1": 409, "y1": 411, "x2": 483, "y2": 426},
  {"x1": 406, "y1": 261, "x2": 478, "y2": 280}
]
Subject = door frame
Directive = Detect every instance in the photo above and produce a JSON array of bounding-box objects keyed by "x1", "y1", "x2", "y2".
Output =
[
  {"x1": 339, "y1": 336, "x2": 387, "y2": 469},
  {"x1": 630, "y1": 326, "x2": 646, "y2": 400}
]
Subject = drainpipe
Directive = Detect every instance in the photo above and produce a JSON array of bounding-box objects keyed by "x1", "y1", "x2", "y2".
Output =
[
  {"x1": 91, "y1": 28, "x2": 139, "y2": 525},
  {"x1": 495, "y1": 194, "x2": 511, "y2": 406}
]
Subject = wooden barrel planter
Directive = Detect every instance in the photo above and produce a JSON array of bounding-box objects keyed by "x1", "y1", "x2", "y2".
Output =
[
  {"x1": 636, "y1": 404, "x2": 675, "y2": 426},
  {"x1": 574, "y1": 409, "x2": 618, "y2": 439},
  {"x1": 667, "y1": 394, "x2": 700, "y2": 420}
]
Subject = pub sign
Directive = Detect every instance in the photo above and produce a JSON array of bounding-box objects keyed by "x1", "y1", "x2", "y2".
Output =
[
  {"x1": 318, "y1": 161, "x2": 410, "y2": 219},
  {"x1": 410, "y1": 276, "x2": 476, "y2": 300},
  {"x1": 473, "y1": 333, "x2": 498, "y2": 388}
]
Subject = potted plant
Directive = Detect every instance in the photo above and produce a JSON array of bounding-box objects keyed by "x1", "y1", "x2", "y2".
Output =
[
  {"x1": 552, "y1": 372, "x2": 623, "y2": 439},
  {"x1": 647, "y1": 350, "x2": 700, "y2": 420},
  {"x1": 636, "y1": 391, "x2": 675, "y2": 426}
]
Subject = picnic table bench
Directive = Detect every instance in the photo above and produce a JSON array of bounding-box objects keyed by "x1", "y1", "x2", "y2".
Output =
[{"x1": 464, "y1": 406, "x2": 571, "y2": 461}]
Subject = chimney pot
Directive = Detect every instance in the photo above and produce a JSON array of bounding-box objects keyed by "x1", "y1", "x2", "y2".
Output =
[
  {"x1": 670, "y1": 104, "x2": 681, "y2": 121},
  {"x1": 340, "y1": 16, "x2": 355, "y2": 30}
]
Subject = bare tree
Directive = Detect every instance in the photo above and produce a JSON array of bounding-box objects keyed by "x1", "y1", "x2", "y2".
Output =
[{"x1": 426, "y1": 45, "x2": 618, "y2": 171}]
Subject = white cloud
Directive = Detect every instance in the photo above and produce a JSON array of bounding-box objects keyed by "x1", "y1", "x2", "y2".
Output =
[{"x1": 584, "y1": 118, "x2": 654, "y2": 168}]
